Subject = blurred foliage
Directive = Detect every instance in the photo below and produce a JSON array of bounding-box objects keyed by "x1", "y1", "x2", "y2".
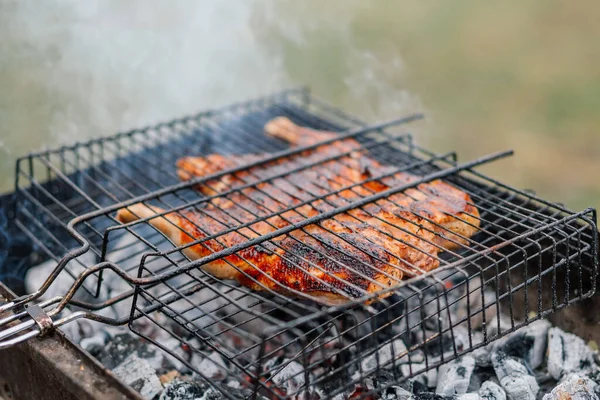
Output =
[{"x1": 257, "y1": 0, "x2": 600, "y2": 210}]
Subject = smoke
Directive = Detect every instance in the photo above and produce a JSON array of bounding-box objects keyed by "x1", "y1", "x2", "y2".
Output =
[
  {"x1": 0, "y1": 1, "x2": 422, "y2": 193},
  {"x1": 0, "y1": 0, "x2": 287, "y2": 191},
  {"x1": 252, "y1": 1, "x2": 423, "y2": 122}
]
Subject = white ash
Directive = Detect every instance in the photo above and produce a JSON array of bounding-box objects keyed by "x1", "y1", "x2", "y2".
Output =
[
  {"x1": 436, "y1": 326, "x2": 480, "y2": 364},
  {"x1": 159, "y1": 379, "x2": 262, "y2": 400},
  {"x1": 61, "y1": 318, "x2": 105, "y2": 344},
  {"x1": 466, "y1": 368, "x2": 492, "y2": 394},
  {"x1": 79, "y1": 328, "x2": 111, "y2": 351},
  {"x1": 472, "y1": 319, "x2": 551, "y2": 369},
  {"x1": 193, "y1": 351, "x2": 228, "y2": 381},
  {"x1": 547, "y1": 327, "x2": 597, "y2": 381},
  {"x1": 492, "y1": 351, "x2": 539, "y2": 400},
  {"x1": 509, "y1": 319, "x2": 551, "y2": 370},
  {"x1": 24, "y1": 242, "x2": 600, "y2": 400},
  {"x1": 386, "y1": 319, "x2": 598, "y2": 400},
  {"x1": 403, "y1": 363, "x2": 438, "y2": 389},
  {"x1": 414, "y1": 272, "x2": 502, "y2": 336},
  {"x1": 524, "y1": 319, "x2": 552, "y2": 369},
  {"x1": 74, "y1": 313, "x2": 600, "y2": 399},
  {"x1": 82, "y1": 328, "x2": 167, "y2": 371},
  {"x1": 448, "y1": 326, "x2": 477, "y2": 355},
  {"x1": 479, "y1": 380, "x2": 507, "y2": 400},
  {"x1": 436, "y1": 355, "x2": 475, "y2": 396},
  {"x1": 543, "y1": 375, "x2": 599, "y2": 400},
  {"x1": 381, "y1": 386, "x2": 413, "y2": 400},
  {"x1": 24, "y1": 253, "x2": 95, "y2": 302},
  {"x1": 315, "y1": 373, "x2": 356, "y2": 400},
  {"x1": 264, "y1": 357, "x2": 308, "y2": 398},
  {"x1": 456, "y1": 393, "x2": 479, "y2": 400},
  {"x1": 153, "y1": 336, "x2": 197, "y2": 374},
  {"x1": 113, "y1": 353, "x2": 163, "y2": 400},
  {"x1": 353, "y1": 338, "x2": 409, "y2": 379}
]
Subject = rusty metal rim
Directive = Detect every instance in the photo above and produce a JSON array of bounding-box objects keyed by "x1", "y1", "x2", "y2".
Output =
[{"x1": 0, "y1": 282, "x2": 142, "y2": 400}]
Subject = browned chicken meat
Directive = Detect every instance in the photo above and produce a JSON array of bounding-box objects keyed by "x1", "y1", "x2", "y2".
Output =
[{"x1": 117, "y1": 117, "x2": 480, "y2": 305}]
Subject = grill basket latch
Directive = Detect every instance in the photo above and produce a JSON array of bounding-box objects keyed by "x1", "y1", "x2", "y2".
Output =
[{"x1": 25, "y1": 305, "x2": 53, "y2": 336}]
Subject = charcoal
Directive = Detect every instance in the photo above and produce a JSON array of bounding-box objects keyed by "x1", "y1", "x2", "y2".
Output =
[
  {"x1": 457, "y1": 394, "x2": 479, "y2": 400},
  {"x1": 451, "y1": 283, "x2": 499, "y2": 333},
  {"x1": 86, "y1": 329, "x2": 164, "y2": 370},
  {"x1": 479, "y1": 381, "x2": 506, "y2": 400},
  {"x1": 410, "y1": 388, "x2": 455, "y2": 400},
  {"x1": 522, "y1": 320, "x2": 551, "y2": 370},
  {"x1": 421, "y1": 289, "x2": 450, "y2": 332},
  {"x1": 500, "y1": 320, "x2": 551, "y2": 370},
  {"x1": 309, "y1": 334, "x2": 356, "y2": 377},
  {"x1": 412, "y1": 394, "x2": 454, "y2": 400},
  {"x1": 272, "y1": 360, "x2": 306, "y2": 396},
  {"x1": 422, "y1": 327, "x2": 471, "y2": 362},
  {"x1": 263, "y1": 357, "x2": 308, "y2": 397},
  {"x1": 193, "y1": 352, "x2": 228, "y2": 381},
  {"x1": 398, "y1": 363, "x2": 437, "y2": 388},
  {"x1": 80, "y1": 329, "x2": 111, "y2": 355},
  {"x1": 436, "y1": 355, "x2": 475, "y2": 396},
  {"x1": 380, "y1": 386, "x2": 414, "y2": 400},
  {"x1": 414, "y1": 275, "x2": 496, "y2": 336},
  {"x1": 113, "y1": 354, "x2": 163, "y2": 400},
  {"x1": 542, "y1": 375, "x2": 599, "y2": 400},
  {"x1": 547, "y1": 327, "x2": 596, "y2": 380},
  {"x1": 160, "y1": 379, "x2": 261, "y2": 400},
  {"x1": 315, "y1": 372, "x2": 355, "y2": 400},
  {"x1": 467, "y1": 370, "x2": 488, "y2": 394},
  {"x1": 155, "y1": 337, "x2": 197, "y2": 374},
  {"x1": 353, "y1": 338, "x2": 409, "y2": 378},
  {"x1": 450, "y1": 326, "x2": 473, "y2": 355},
  {"x1": 159, "y1": 380, "x2": 218, "y2": 400},
  {"x1": 491, "y1": 352, "x2": 538, "y2": 400},
  {"x1": 61, "y1": 318, "x2": 103, "y2": 344},
  {"x1": 364, "y1": 369, "x2": 401, "y2": 391},
  {"x1": 473, "y1": 343, "x2": 496, "y2": 368},
  {"x1": 485, "y1": 316, "x2": 514, "y2": 340},
  {"x1": 473, "y1": 320, "x2": 551, "y2": 370},
  {"x1": 413, "y1": 380, "x2": 432, "y2": 395}
]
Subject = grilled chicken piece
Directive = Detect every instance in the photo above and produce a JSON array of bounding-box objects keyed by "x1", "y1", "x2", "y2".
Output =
[
  {"x1": 176, "y1": 117, "x2": 479, "y2": 250},
  {"x1": 117, "y1": 118, "x2": 480, "y2": 305}
]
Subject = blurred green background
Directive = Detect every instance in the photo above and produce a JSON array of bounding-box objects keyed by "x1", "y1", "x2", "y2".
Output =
[{"x1": 1, "y1": 1, "x2": 598, "y2": 210}]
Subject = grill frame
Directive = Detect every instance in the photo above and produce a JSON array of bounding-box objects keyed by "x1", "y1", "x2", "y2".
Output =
[{"x1": 0, "y1": 87, "x2": 597, "y2": 399}]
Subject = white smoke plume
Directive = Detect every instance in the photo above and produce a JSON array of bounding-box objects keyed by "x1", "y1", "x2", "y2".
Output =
[{"x1": 0, "y1": 0, "x2": 421, "y2": 192}]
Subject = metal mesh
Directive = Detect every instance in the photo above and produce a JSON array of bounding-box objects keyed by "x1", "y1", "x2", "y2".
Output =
[{"x1": 2, "y1": 88, "x2": 597, "y2": 399}]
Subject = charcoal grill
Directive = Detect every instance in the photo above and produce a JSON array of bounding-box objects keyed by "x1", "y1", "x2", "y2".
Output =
[{"x1": 0, "y1": 87, "x2": 598, "y2": 399}]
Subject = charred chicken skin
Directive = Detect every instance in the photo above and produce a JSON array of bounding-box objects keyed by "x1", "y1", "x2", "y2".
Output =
[{"x1": 117, "y1": 118, "x2": 480, "y2": 305}]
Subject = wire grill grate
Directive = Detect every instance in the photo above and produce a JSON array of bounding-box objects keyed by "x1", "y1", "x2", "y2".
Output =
[{"x1": 0, "y1": 87, "x2": 597, "y2": 399}]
